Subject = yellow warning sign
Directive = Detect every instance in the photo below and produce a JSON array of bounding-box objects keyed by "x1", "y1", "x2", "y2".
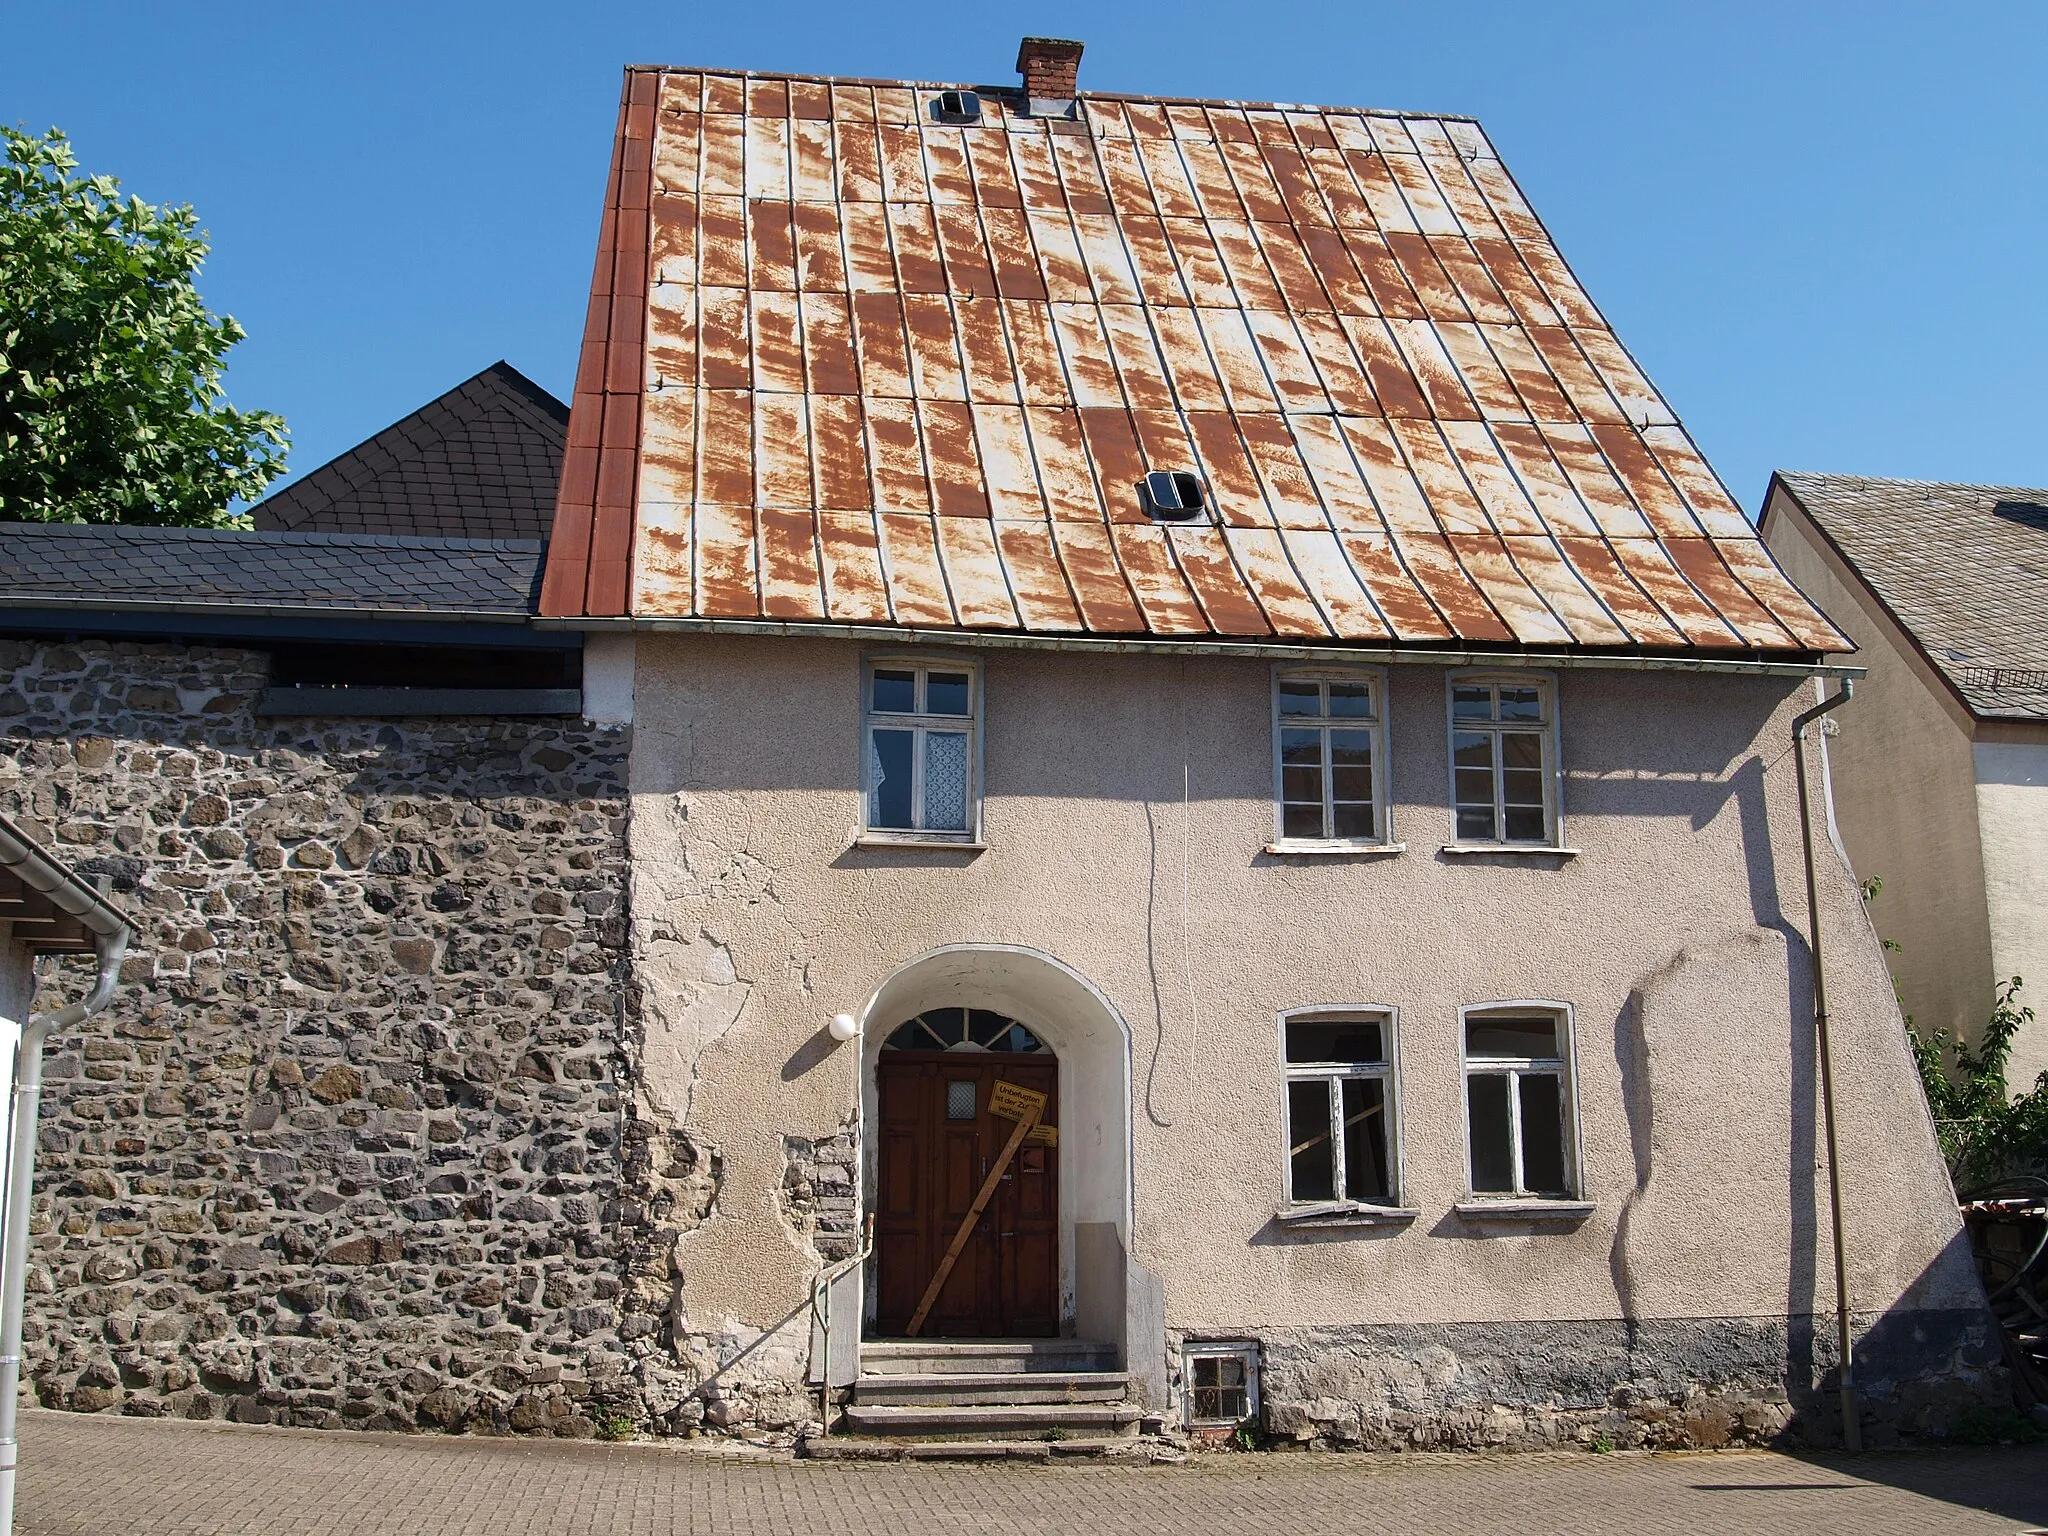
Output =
[
  {"x1": 1024, "y1": 1123, "x2": 1059, "y2": 1147},
  {"x1": 988, "y1": 1080, "x2": 1048, "y2": 1123}
]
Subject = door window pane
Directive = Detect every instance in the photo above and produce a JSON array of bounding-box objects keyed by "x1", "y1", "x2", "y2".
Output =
[
  {"x1": 870, "y1": 728, "x2": 915, "y2": 829},
  {"x1": 946, "y1": 1079, "x2": 977, "y2": 1120},
  {"x1": 1466, "y1": 1074, "x2": 1514, "y2": 1192},
  {"x1": 924, "y1": 731, "x2": 969, "y2": 830},
  {"x1": 1518, "y1": 1073, "x2": 1567, "y2": 1192},
  {"x1": 1286, "y1": 1080, "x2": 1336, "y2": 1202},
  {"x1": 1341, "y1": 1077, "x2": 1390, "y2": 1201}
]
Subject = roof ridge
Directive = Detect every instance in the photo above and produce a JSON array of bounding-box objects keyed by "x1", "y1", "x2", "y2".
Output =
[
  {"x1": 615, "y1": 62, "x2": 1484, "y2": 123},
  {"x1": 0, "y1": 521, "x2": 542, "y2": 554},
  {"x1": 1779, "y1": 468, "x2": 2048, "y2": 501}
]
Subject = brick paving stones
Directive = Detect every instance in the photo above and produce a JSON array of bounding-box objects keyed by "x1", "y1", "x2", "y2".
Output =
[{"x1": 15, "y1": 1408, "x2": 2048, "y2": 1536}]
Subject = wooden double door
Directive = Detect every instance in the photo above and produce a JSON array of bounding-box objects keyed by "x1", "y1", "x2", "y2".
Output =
[{"x1": 873, "y1": 1055, "x2": 1059, "y2": 1337}]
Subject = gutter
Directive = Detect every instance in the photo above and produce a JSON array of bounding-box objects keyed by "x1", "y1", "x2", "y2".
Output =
[
  {"x1": 0, "y1": 813, "x2": 134, "y2": 1536},
  {"x1": 1791, "y1": 683, "x2": 1861, "y2": 1453},
  {"x1": 534, "y1": 615, "x2": 1865, "y2": 681}
]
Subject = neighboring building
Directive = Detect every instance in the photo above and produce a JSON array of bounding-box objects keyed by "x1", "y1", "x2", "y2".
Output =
[
  {"x1": 0, "y1": 46, "x2": 2004, "y2": 1451},
  {"x1": 251, "y1": 361, "x2": 568, "y2": 540},
  {"x1": 1763, "y1": 472, "x2": 2048, "y2": 1090}
]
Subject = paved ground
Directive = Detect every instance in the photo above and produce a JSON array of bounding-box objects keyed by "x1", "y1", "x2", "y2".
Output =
[{"x1": 14, "y1": 1409, "x2": 2048, "y2": 1536}]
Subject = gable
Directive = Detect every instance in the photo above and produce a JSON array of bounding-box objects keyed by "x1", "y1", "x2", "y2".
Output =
[{"x1": 252, "y1": 362, "x2": 567, "y2": 541}]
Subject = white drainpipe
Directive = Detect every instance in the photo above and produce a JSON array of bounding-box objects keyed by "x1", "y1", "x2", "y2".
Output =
[{"x1": 0, "y1": 816, "x2": 134, "y2": 1536}]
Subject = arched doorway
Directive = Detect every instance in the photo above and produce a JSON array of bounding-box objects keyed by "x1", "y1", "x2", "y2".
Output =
[
  {"x1": 856, "y1": 946, "x2": 1135, "y2": 1350},
  {"x1": 873, "y1": 1008, "x2": 1058, "y2": 1336}
]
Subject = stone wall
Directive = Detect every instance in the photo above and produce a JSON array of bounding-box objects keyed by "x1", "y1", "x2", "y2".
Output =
[
  {"x1": 1244, "y1": 1308, "x2": 2007, "y2": 1451},
  {"x1": 0, "y1": 636, "x2": 646, "y2": 1436}
]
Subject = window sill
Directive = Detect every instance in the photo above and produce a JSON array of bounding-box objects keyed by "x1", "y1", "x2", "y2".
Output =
[
  {"x1": 1439, "y1": 844, "x2": 1581, "y2": 858},
  {"x1": 1453, "y1": 1199, "x2": 1595, "y2": 1222},
  {"x1": 1263, "y1": 841, "x2": 1406, "y2": 858},
  {"x1": 1275, "y1": 1202, "x2": 1419, "y2": 1228},
  {"x1": 851, "y1": 834, "x2": 986, "y2": 852}
]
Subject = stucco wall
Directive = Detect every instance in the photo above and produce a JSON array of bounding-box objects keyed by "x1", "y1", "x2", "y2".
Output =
[
  {"x1": 1975, "y1": 741, "x2": 2048, "y2": 1088},
  {"x1": 1762, "y1": 487, "x2": 1995, "y2": 1045},
  {"x1": 627, "y1": 630, "x2": 1991, "y2": 1445}
]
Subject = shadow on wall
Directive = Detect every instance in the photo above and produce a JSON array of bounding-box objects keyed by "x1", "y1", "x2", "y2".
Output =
[{"x1": 1605, "y1": 750, "x2": 2007, "y2": 1448}]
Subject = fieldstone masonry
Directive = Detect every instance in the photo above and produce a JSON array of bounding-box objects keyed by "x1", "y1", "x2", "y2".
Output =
[{"x1": 0, "y1": 637, "x2": 649, "y2": 1436}]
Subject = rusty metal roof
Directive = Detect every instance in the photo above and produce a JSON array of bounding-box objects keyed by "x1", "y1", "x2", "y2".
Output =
[{"x1": 539, "y1": 68, "x2": 1846, "y2": 656}]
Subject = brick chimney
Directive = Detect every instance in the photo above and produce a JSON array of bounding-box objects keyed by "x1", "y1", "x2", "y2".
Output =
[{"x1": 1016, "y1": 36, "x2": 1084, "y2": 110}]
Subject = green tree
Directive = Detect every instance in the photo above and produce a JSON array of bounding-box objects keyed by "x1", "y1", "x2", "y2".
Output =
[{"x1": 0, "y1": 126, "x2": 286, "y2": 526}]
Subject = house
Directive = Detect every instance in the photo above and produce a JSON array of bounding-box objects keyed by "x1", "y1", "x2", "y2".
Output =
[
  {"x1": 1763, "y1": 471, "x2": 2048, "y2": 1089},
  {"x1": 530, "y1": 40, "x2": 1997, "y2": 1446},
  {"x1": 0, "y1": 43, "x2": 2004, "y2": 1451}
]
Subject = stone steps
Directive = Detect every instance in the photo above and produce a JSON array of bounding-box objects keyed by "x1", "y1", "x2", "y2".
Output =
[
  {"x1": 840, "y1": 1402, "x2": 1147, "y2": 1437},
  {"x1": 842, "y1": 1339, "x2": 1141, "y2": 1442},
  {"x1": 859, "y1": 1338, "x2": 1116, "y2": 1375},
  {"x1": 849, "y1": 1371, "x2": 1129, "y2": 1406}
]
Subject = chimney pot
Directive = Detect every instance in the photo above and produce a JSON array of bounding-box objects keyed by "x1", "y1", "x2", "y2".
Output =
[{"x1": 1015, "y1": 36, "x2": 1084, "y2": 108}]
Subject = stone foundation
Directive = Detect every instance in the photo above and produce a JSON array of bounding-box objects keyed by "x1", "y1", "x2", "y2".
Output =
[
  {"x1": 1, "y1": 638, "x2": 642, "y2": 1435},
  {"x1": 1247, "y1": 1310, "x2": 2009, "y2": 1451}
]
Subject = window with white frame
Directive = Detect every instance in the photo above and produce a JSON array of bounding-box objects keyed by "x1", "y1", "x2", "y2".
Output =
[
  {"x1": 1183, "y1": 1341, "x2": 1260, "y2": 1428},
  {"x1": 1462, "y1": 1007, "x2": 1577, "y2": 1198},
  {"x1": 1274, "y1": 669, "x2": 1386, "y2": 845},
  {"x1": 864, "y1": 660, "x2": 978, "y2": 839},
  {"x1": 1449, "y1": 676, "x2": 1556, "y2": 844},
  {"x1": 1281, "y1": 1011, "x2": 1397, "y2": 1207}
]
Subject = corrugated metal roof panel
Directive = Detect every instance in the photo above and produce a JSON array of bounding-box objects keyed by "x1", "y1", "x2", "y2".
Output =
[{"x1": 540, "y1": 65, "x2": 1847, "y2": 656}]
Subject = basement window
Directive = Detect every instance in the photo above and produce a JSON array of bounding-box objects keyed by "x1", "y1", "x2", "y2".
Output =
[
  {"x1": 1183, "y1": 1342, "x2": 1260, "y2": 1429},
  {"x1": 1139, "y1": 470, "x2": 1208, "y2": 522},
  {"x1": 1462, "y1": 1006, "x2": 1579, "y2": 1200},
  {"x1": 862, "y1": 657, "x2": 981, "y2": 843},
  {"x1": 1281, "y1": 1009, "x2": 1399, "y2": 1209},
  {"x1": 259, "y1": 643, "x2": 582, "y2": 718}
]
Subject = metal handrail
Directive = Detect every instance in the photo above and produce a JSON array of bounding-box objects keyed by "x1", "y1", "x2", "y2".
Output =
[{"x1": 809, "y1": 1212, "x2": 875, "y2": 1423}]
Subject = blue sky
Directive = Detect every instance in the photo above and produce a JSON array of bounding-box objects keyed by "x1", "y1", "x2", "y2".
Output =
[{"x1": 7, "y1": 2, "x2": 2045, "y2": 514}]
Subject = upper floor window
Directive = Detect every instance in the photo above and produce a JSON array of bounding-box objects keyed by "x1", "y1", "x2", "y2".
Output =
[
  {"x1": 1449, "y1": 675, "x2": 1557, "y2": 846},
  {"x1": 1280, "y1": 1009, "x2": 1399, "y2": 1209},
  {"x1": 864, "y1": 659, "x2": 979, "y2": 841},
  {"x1": 1462, "y1": 1006, "x2": 1578, "y2": 1199},
  {"x1": 1274, "y1": 669, "x2": 1388, "y2": 847}
]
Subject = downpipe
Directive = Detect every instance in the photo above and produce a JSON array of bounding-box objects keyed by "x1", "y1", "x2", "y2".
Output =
[
  {"x1": 1792, "y1": 681, "x2": 1859, "y2": 1453},
  {"x1": 0, "y1": 931, "x2": 128, "y2": 1536}
]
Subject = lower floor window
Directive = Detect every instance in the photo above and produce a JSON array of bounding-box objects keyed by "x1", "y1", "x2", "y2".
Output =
[
  {"x1": 1464, "y1": 1009, "x2": 1574, "y2": 1197},
  {"x1": 1282, "y1": 1012, "x2": 1396, "y2": 1206}
]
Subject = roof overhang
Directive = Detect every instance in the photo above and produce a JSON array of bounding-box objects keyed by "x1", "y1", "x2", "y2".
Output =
[
  {"x1": 539, "y1": 613, "x2": 1860, "y2": 679},
  {"x1": 0, "y1": 812, "x2": 135, "y2": 957}
]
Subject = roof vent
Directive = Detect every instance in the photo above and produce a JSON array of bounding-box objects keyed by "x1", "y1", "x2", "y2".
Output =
[
  {"x1": 931, "y1": 89, "x2": 982, "y2": 124},
  {"x1": 1140, "y1": 471, "x2": 1208, "y2": 522},
  {"x1": 1016, "y1": 37, "x2": 1084, "y2": 114}
]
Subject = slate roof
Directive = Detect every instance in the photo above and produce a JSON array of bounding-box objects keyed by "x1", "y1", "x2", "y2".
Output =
[
  {"x1": 0, "y1": 523, "x2": 545, "y2": 621},
  {"x1": 251, "y1": 362, "x2": 567, "y2": 541},
  {"x1": 539, "y1": 64, "x2": 1845, "y2": 657},
  {"x1": 1772, "y1": 471, "x2": 2048, "y2": 720}
]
